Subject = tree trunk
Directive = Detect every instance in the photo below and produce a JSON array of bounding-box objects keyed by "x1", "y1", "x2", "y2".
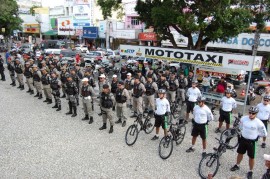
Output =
[
  {"x1": 187, "y1": 34, "x2": 194, "y2": 49},
  {"x1": 195, "y1": 31, "x2": 204, "y2": 50}
]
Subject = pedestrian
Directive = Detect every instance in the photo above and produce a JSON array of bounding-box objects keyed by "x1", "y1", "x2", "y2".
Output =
[
  {"x1": 111, "y1": 74, "x2": 118, "y2": 111},
  {"x1": 130, "y1": 75, "x2": 146, "y2": 118},
  {"x1": 144, "y1": 74, "x2": 158, "y2": 113},
  {"x1": 81, "y1": 78, "x2": 95, "y2": 124},
  {"x1": 0, "y1": 55, "x2": 5, "y2": 81},
  {"x1": 216, "y1": 76, "x2": 227, "y2": 94},
  {"x1": 186, "y1": 96, "x2": 213, "y2": 157},
  {"x1": 24, "y1": 62, "x2": 34, "y2": 94},
  {"x1": 157, "y1": 74, "x2": 169, "y2": 90},
  {"x1": 60, "y1": 67, "x2": 69, "y2": 98},
  {"x1": 187, "y1": 71, "x2": 194, "y2": 88},
  {"x1": 230, "y1": 106, "x2": 267, "y2": 179},
  {"x1": 32, "y1": 64, "x2": 43, "y2": 99},
  {"x1": 7, "y1": 58, "x2": 16, "y2": 86},
  {"x1": 50, "y1": 72, "x2": 62, "y2": 111},
  {"x1": 70, "y1": 68, "x2": 80, "y2": 106},
  {"x1": 99, "y1": 84, "x2": 115, "y2": 133},
  {"x1": 185, "y1": 81, "x2": 202, "y2": 124},
  {"x1": 65, "y1": 75, "x2": 79, "y2": 117},
  {"x1": 115, "y1": 81, "x2": 130, "y2": 127},
  {"x1": 136, "y1": 70, "x2": 146, "y2": 84},
  {"x1": 151, "y1": 89, "x2": 171, "y2": 140},
  {"x1": 41, "y1": 68, "x2": 53, "y2": 104},
  {"x1": 177, "y1": 73, "x2": 188, "y2": 104},
  {"x1": 215, "y1": 89, "x2": 237, "y2": 133},
  {"x1": 262, "y1": 154, "x2": 270, "y2": 179},
  {"x1": 14, "y1": 58, "x2": 24, "y2": 89},
  {"x1": 261, "y1": 86, "x2": 270, "y2": 102},
  {"x1": 256, "y1": 95, "x2": 270, "y2": 148}
]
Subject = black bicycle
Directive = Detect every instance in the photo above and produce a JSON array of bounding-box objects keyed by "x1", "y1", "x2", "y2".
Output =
[
  {"x1": 158, "y1": 118, "x2": 186, "y2": 159},
  {"x1": 170, "y1": 101, "x2": 182, "y2": 119},
  {"x1": 125, "y1": 111, "x2": 155, "y2": 146},
  {"x1": 219, "y1": 113, "x2": 242, "y2": 149},
  {"x1": 198, "y1": 138, "x2": 231, "y2": 179}
]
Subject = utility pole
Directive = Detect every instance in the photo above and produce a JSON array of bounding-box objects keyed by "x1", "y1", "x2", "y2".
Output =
[{"x1": 105, "y1": 20, "x2": 110, "y2": 50}]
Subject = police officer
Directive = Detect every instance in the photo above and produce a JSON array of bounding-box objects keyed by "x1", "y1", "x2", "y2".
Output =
[
  {"x1": 70, "y1": 68, "x2": 80, "y2": 106},
  {"x1": 137, "y1": 70, "x2": 146, "y2": 84},
  {"x1": 32, "y1": 64, "x2": 43, "y2": 99},
  {"x1": 130, "y1": 75, "x2": 146, "y2": 118},
  {"x1": 215, "y1": 89, "x2": 237, "y2": 133},
  {"x1": 65, "y1": 75, "x2": 79, "y2": 117},
  {"x1": 230, "y1": 106, "x2": 267, "y2": 179},
  {"x1": 99, "y1": 84, "x2": 115, "y2": 133},
  {"x1": 151, "y1": 89, "x2": 171, "y2": 140},
  {"x1": 177, "y1": 73, "x2": 188, "y2": 104},
  {"x1": 60, "y1": 67, "x2": 69, "y2": 98},
  {"x1": 186, "y1": 96, "x2": 213, "y2": 157},
  {"x1": 41, "y1": 67, "x2": 52, "y2": 104},
  {"x1": 0, "y1": 55, "x2": 5, "y2": 81},
  {"x1": 50, "y1": 71, "x2": 62, "y2": 111},
  {"x1": 81, "y1": 78, "x2": 95, "y2": 124},
  {"x1": 98, "y1": 74, "x2": 110, "y2": 94},
  {"x1": 84, "y1": 69, "x2": 96, "y2": 88},
  {"x1": 185, "y1": 81, "x2": 201, "y2": 123},
  {"x1": 146, "y1": 68, "x2": 157, "y2": 82},
  {"x1": 124, "y1": 73, "x2": 134, "y2": 108},
  {"x1": 157, "y1": 74, "x2": 169, "y2": 90},
  {"x1": 14, "y1": 58, "x2": 24, "y2": 90},
  {"x1": 168, "y1": 72, "x2": 179, "y2": 103},
  {"x1": 144, "y1": 74, "x2": 158, "y2": 112},
  {"x1": 111, "y1": 74, "x2": 118, "y2": 111},
  {"x1": 256, "y1": 95, "x2": 270, "y2": 148},
  {"x1": 7, "y1": 58, "x2": 16, "y2": 86},
  {"x1": 24, "y1": 62, "x2": 34, "y2": 94},
  {"x1": 115, "y1": 81, "x2": 130, "y2": 127},
  {"x1": 187, "y1": 71, "x2": 194, "y2": 88}
]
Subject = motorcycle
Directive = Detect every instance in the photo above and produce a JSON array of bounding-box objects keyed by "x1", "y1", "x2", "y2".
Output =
[{"x1": 246, "y1": 86, "x2": 256, "y2": 105}]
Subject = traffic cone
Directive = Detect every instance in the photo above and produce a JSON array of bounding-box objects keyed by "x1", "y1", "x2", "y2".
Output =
[{"x1": 241, "y1": 89, "x2": 245, "y2": 96}]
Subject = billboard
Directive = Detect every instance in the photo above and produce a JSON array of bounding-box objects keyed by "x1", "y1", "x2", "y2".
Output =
[
  {"x1": 73, "y1": 5, "x2": 90, "y2": 20},
  {"x1": 83, "y1": 27, "x2": 98, "y2": 39},
  {"x1": 57, "y1": 17, "x2": 75, "y2": 36}
]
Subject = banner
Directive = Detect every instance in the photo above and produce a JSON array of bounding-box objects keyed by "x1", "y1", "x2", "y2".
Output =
[
  {"x1": 57, "y1": 17, "x2": 75, "y2": 36},
  {"x1": 73, "y1": 5, "x2": 90, "y2": 20},
  {"x1": 83, "y1": 27, "x2": 98, "y2": 38},
  {"x1": 119, "y1": 45, "x2": 262, "y2": 71}
]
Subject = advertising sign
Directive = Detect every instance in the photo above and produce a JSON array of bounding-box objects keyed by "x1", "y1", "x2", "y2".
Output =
[
  {"x1": 120, "y1": 45, "x2": 262, "y2": 71},
  {"x1": 73, "y1": 5, "x2": 90, "y2": 20},
  {"x1": 23, "y1": 24, "x2": 40, "y2": 34},
  {"x1": 73, "y1": 19, "x2": 90, "y2": 27},
  {"x1": 138, "y1": 32, "x2": 157, "y2": 41},
  {"x1": 57, "y1": 17, "x2": 75, "y2": 36},
  {"x1": 83, "y1": 27, "x2": 98, "y2": 39}
]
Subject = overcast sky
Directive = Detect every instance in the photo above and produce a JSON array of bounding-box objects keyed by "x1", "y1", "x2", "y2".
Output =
[{"x1": 42, "y1": 0, "x2": 64, "y2": 7}]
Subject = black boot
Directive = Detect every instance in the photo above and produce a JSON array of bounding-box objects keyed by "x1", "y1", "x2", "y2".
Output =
[
  {"x1": 112, "y1": 106, "x2": 115, "y2": 111},
  {"x1": 82, "y1": 115, "x2": 89, "y2": 120},
  {"x1": 20, "y1": 85, "x2": 24, "y2": 90},
  {"x1": 115, "y1": 118, "x2": 122, "y2": 124},
  {"x1": 38, "y1": 94, "x2": 43, "y2": 99},
  {"x1": 52, "y1": 103, "x2": 58, "y2": 108},
  {"x1": 47, "y1": 99, "x2": 52, "y2": 104},
  {"x1": 99, "y1": 123, "x2": 107, "y2": 130},
  {"x1": 26, "y1": 89, "x2": 31, "y2": 93},
  {"x1": 56, "y1": 105, "x2": 61, "y2": 111},
  {"x1": 89, "y1": 116, "x2": 93, "y2": 124},
  {"x1": 109, "y1": 126, "x2": 114, "y2": 133},
  {"x1": 34, "y1": 93, "x2": 39, "y2": 97},
  {"x1": 11, "y1": 82, "x2": 16, "y2": 86},
  {"x1": 17, "y1": 85, "x2": 22, "y2": 89},
  {"x1": 43, "y1": 98, "x2": 48, "y2": 103},
  {"x1": 71, "y1": 106, "x2": 77, "y2": 117},
  {"x1": 66, "y1": 102, "x2": 72, "y2": 115},
  {"x1": 30, "y1": 90, "x2": 34, "y2": 95},
  {"x1": 61, "y1": 94, "x2": 66, "y2": 98}
]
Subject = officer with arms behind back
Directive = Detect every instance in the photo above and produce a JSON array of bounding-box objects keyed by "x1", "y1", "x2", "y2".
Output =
[
  {"x1": 50, "y1": 71, "x2": 62, "y2": 111},
  {"x1": 230, "y1": 106, "x2": 267, "y2": 179}
]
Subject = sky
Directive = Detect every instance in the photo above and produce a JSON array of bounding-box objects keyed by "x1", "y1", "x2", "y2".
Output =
[{"x1": 42, "y1": 0, "x2": 64, "y2": 7}]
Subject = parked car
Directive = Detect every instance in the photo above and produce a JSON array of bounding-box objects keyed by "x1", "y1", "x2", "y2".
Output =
[
  {"x1": 19, "y1": 43, "x2": 33, "y2": 53},
  {"x1": 60, "y1": 50, "x2": 76, "y2": 61},
  {"x1": 245, "y1": 70, "x2": 266, "y2": 84},
  {"x1": 85, "y1": 51, "x2": 104, "y2": 63},
  {"x1": 107, "y1": 50, "x2": 121, "y2": 62},
  {"x1": 253, "y1": 80, "x2": 270, "y2": 95}
]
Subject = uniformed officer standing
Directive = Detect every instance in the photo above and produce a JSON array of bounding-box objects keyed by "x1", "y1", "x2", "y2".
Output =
[
  {"x1": 41, "y1": 68, "x2": 53, "y2": 104},
  {"x1": 7, "y1": 58, "x2": 16, "y2": 86},
  {"x1": 115, "y1": 81, "x2": 130, "y2": 127},
  {"x1": 50, "y1": 72, "x2": 62, "y2": 111},
  {"x1": 60, "y1": 67, "x2": 69, "y2": 98},
  {"x1": 187, "y1": 71, "x2": 194, "y2": 88},
  {"x1": 99, "y1": 84, "x2": 115, "y2": 133},
  {"x1": 65, "y1": 75, "x2": 79, "y2": 117},
  {"x1": 0, "y1": 55, "x2": 5, "y2": 81},
  {"x1": 14, "y1": 58, "x2": 24, "y2": 90},
  {"x1": 84, "y1": 70, "x2": 96, "y2": 88},
  {"x1": 32, "y1": 64, "x2": 43, "y2": 99},
  {"x1": 144, "y1": 75, "x2": 158, "y2": 112},
  {"x1": 137, "y1": 70, "x2": 146, "y2": 84},
  {"x1": 124, "y1": 73, "x2": 134, "y2": 108},
  {"x1": 111, "y1": 74, "x2": 118, "y2": 110},
  {"x1": 98, "y1": 74, "x2": 110, "y2": 94},
  {"x1": 81, "y1": 78, "x2": 95, "y2": 124},
  {"x1": 177, "y1": 73, "x2": 188, "y2": 104},
  {"x1": 168, "y1": 72, "x2": 179, "y2": 103},
  {"x1": 186, "y1": 96, "x2": 213, "y2": 157},
  {"x1": 158, "y1": 74, "x2": 169, "y2": 90},
  {"x1": 24, "y1": 62, "x2": 34, "y2": 94},
  {"x1": 130, "y1": 75, "x2": 146, "y2": 118},
  {"x1": 70, "y1": 68, "x2": 80, "y2": 106},
  {"x1": 146, "y1": 68, "x2": 157, "y2": 82}
]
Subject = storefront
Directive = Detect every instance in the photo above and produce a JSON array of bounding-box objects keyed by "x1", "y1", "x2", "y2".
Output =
[{"x1": 82, "y1": 26, "x2": 98, "y2": 50}]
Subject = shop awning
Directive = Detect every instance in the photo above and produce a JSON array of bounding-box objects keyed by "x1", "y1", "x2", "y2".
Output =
[{"x1": 43, "y1": 30, "x2": 58, "y2": 36}]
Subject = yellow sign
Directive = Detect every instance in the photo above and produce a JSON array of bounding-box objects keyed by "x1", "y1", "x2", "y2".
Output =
[
  {"x1": 23, "y1": 24, "x2": 40, "y2": 34},
  {"x1": 34, "y1": 7, "x2": 49, "y2": 14}
]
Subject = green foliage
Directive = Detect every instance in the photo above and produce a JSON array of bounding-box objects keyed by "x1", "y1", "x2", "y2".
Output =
[
  {"x1": 0, "y1": 0, "x2": 23, "y2": 35},
  {"x1": 97, "y1": 0, "x2": 122, "y2": 19}
]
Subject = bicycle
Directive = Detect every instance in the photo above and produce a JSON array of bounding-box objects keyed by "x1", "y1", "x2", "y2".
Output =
[
  {"x1": 198, "y1": 138, "x2": 231, "y2": 179},
  {"x1": 125, "y1": 110, "x2": 155, "y2": 146},
  {"x1": 219, "y1": 113, "x2": 242, "y2": 149},
  {"x1": 158, "y1": 117, "x2": 186, "y2": 159},
  {"x1": 170, "y1": 100, "x2": 182, "y2": 120}
]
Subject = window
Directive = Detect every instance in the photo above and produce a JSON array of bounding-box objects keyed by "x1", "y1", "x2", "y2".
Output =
[{"x1": 131, "y1": 17, "x2": 139, "y2": 26}]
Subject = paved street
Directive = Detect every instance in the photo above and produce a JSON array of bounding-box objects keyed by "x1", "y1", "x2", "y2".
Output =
[{"x1": 0, "y1": 69, "x2": 269, "y2": 179}]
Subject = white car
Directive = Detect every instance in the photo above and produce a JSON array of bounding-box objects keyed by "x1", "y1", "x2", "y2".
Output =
[
  {"x1": 107, "y1": 50, "x2": 121, "y2": 62},
  {"x1": 75, "y1": 45, "x2": 88, "y2": 53}
]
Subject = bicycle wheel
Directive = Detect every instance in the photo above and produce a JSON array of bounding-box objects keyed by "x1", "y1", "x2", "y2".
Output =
[
  {"x1": 198, "y1": 153, "x2": 220, "y2": 179},
  {"x1": 125, "y1": 124, "x2": 139, "y2": 146},
  {"x1": 220, "y1": 128, "x2": 239, "y2": 149},
  {"x1": 175, "y1": 124, "x2": 186, "y2": 145},
  {"x1": 144, "y1": 117, "x2": 155, "y2": 134},
  {"x1": 158, "y1": 136, "x2": 173, "y2": 160}
]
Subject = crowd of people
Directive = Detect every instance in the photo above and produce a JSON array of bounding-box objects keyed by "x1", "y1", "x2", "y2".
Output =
[{"x1": 1, "y1": 52, "x2": 270, "y2": 179}]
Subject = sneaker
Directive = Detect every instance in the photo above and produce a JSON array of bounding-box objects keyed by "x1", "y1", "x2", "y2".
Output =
[
  {"x1": 230, "y1": 165, "x2": 240, "y2": 171},
  {"x1": 202, "y1": 152, "x2": 207, "y2": 157},
  {"x1": 247, "y1": 171, "x2": 253, "y2": 179},
  {"x1": 151, "y1": 135, "x2": 159, "y2": 140},
  {"x1": 262, "y1": 143, "x2": 266, "y2": 148},
  {"x1": 186, "y1": 147, "x2": 195, "y2": 153},
  {"x1": 215, "y1": 128, "x2": 221, "y2": 133},
  {"x1": 122, "y1": 121, "x2": 126, "y2": 127}
]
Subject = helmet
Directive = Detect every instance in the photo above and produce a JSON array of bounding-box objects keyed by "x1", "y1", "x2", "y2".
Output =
[
  {"x1": 225, "y1": 89, "x2": 233, "y2": 94},
  {"x1": 158, "y1": 89, "x2": 166, "y2": 94},
  {"x1": 197, "y1": 96, "x2": 206, "y2": 102},
  {"x1": 263, "y1": 95, "x2": 270, "y2": 101},
  {"x1": 248, "y1": 106, "x2": 259, "y2": 114}
]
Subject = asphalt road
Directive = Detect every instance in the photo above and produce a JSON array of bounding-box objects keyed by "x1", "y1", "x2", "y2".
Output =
[{"x1": 0, "y1": 66, "x2": 270, "y2": 178}]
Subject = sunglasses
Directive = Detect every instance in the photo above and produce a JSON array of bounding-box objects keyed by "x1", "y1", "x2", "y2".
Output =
[
  {"x1": 264, "y1": 100, "x2": 269, "y2": 102},
  {"x1": 249, "y1": 112, "x2": 256, "y2": 115}
]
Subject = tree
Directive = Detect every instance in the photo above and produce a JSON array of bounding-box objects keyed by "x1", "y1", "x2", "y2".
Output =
[
  {"x1": 0, "y1": 0, "x2": 23, "y2": 36},
  {"x1": 97, "y1": 0, "x2": 122, "y2": 19}
]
